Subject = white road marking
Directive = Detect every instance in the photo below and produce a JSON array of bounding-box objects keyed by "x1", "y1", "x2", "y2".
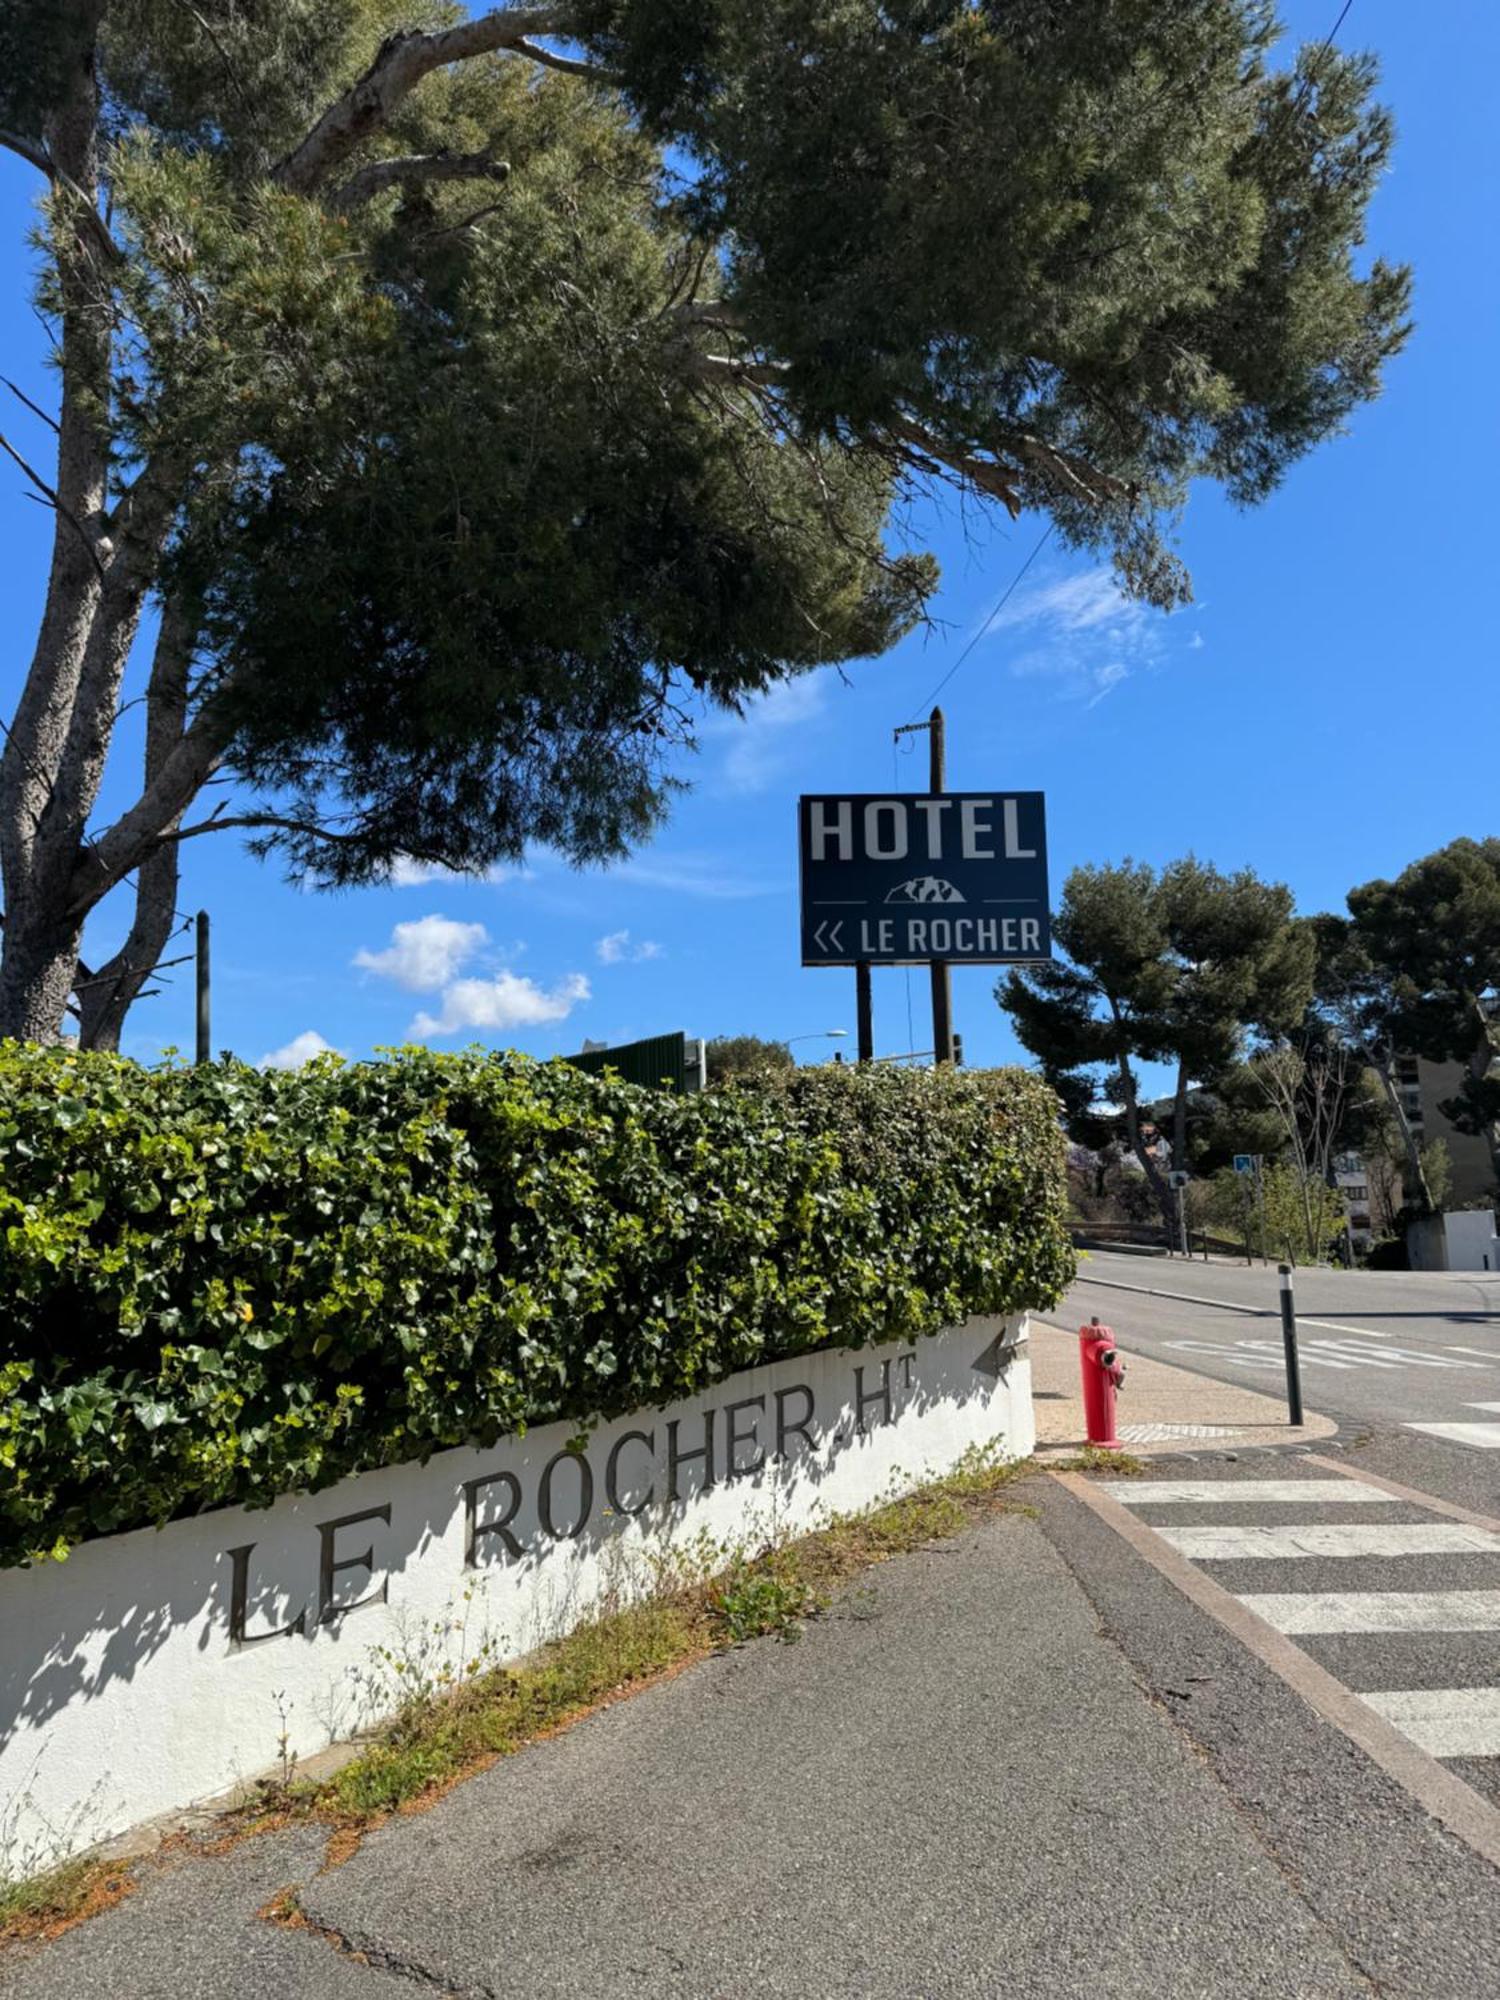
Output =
[
  {"x1": 1102, "y1": 1479, "x2": 1396, "y2": 1506},
  {"x1": 1362, "y1": 1688, "x2": 1500, "y2": 1760},
  {"x1": 1165, "y1": 1336, "x2": 1485, "y2": 1375},
  {"x1": 1465, "y1": 1402, "x2": 1500, "y2": 1412},
  {"x1": 1406, "y1": 1423, "x2": 1500, "y2": 1449},
  {"x1": 1159, "y1": 1522, "x2": 1500, "y2": 1561},
  {"x1": 1298, "y1": 1317, "x2": 1394, "y2": 1338},
  {"x1": 1166, "y1": 1338, "x2": 1355, "y2": 1372},
  {"x1": 1447, "y1": 1350, "x2": 1500, "y2": 1361},
  {"x1": 1242, "y1": 1592, "x2": 1500, "y2": 1635},
  {"x1": 1114, "y1": 1423, "x2": 1242, "y2": 1442}
]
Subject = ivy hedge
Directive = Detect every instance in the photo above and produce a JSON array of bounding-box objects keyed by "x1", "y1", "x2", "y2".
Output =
[{"x1": 0, "y1": 1046, "x2": 1072, "y2": 1567}]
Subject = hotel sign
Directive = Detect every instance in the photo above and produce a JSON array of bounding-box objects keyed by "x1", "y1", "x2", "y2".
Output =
[{"x1": 798, "y1": 791, "x2": 1051, "y2": 965}]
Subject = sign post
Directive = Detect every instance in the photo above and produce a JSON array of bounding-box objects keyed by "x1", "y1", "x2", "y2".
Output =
[
  {"x1": 855, "y1": 960, "x2": 873, "y2": 1064},
  {"x1": 1168, "y1": 1168, "x2": 1191, "y2": 1258},
  {"x1": 927, "y1": 708, "x2": 954, "y2": 1064}
]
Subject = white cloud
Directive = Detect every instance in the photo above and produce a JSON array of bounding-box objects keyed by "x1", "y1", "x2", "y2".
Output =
[
  {"x1": 1085, "y1": 661, "x2": 1130, "y2": 710},
  {"x1": 598, "y1": 851, "x2": 784, "y2": 901},
  {"x1": 993, "y1": 568, "x2": 1142, "y2": 637},
  {"x1": 259, "y1": 1029, "x2": 340, "y2": 1070},
  {"x1": 983, "y1": 563, "x2": 1189, "y2": 707},
  {"x1": 386, "y1": 856, "x2": 528, "y2": 887},
  {"x1": 596, "y1": 930, "x2": 662, "y2": 965},
  {"x1": 410, "y1": 971, "x2": 591, "y2": 1039},
  {"x1": 713, "y1": 673, "x2": 829, "y2": 794},
  {"x1": 354, "y1": 915, "x2": 487, "y2": 991}
]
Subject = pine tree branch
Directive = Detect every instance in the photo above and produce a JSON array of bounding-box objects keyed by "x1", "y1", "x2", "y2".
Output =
[
  {"x1": 667, "y1": 299, "x2": 746, "y2": 332},
  {"x1": 159, "y1": 812, "x2": 374, "y2": 851},
  {"x1": 66, "y1": 702, "x2": 228, "y2": 918},
  {"x1": 3, "y1": 376, "x2": 60, "y2": 435},
  {"x1": 510, "y1": 36, "x2": 611, "y2": 79},
  {"x1": 681, "y1": 354, "x2": 1127, "y2": 518},
  {"x1": 0, "y1": 428, "x2": 107, "y2": 582},
  {"x1": 883, "y1": 416, "x2": 1133, "y2": 516},
  {"x1": 684, "y1": 352, "x2": 794, "y2": 390},
  {"x1": 274, "y1": 8, "x2": 581, "y2": 195},
  {"x1": 328, "y1": 151, "x2": 512, "y2": 210},
  {"x1": 0, "y1": 129, "x2": 123, "y2": 266}
]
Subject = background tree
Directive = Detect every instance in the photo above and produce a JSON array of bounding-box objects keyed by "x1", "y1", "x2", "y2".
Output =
[
  {"x1": 1256, "y1": 1158, "x2": 1348, "y2": 1266},
  {"x1": 0, "y1": 1, "x2": 1410, "y2": 1045},
  {"x1": 999, "y1": 856, "x2": 1313, "y2": 1229},
  {"x1": 1346, "y1": 840, "x2": 1500, "y2": 1192},
  {"x1": 1248, "y1": 1041, "x2": 1357, "y2": 1259},
  {"x1": 704, "y1": 1034, "x2": 795, "y2": 1085},
  {"x1": 1307, "y1": 911, "x2": 1436, "y2": 1211}
]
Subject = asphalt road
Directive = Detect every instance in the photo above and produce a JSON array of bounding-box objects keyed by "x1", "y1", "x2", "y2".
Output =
[{"x1": 1066, "y1": 1250, "x2": 1500, "y2": 1443}]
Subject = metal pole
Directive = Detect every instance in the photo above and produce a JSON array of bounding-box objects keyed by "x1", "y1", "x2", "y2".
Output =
[
  {"x1": 195, "y1": 910, "x2": 210, "y2": 1065},
  {"x1": 928, "y1": 705, "x2": 954, "y2": 1063},
  {"x1": 856, "y1": 961, "x2": 874, "y2": 1064},
  {"x1": 1277, "y1": 1262, "x2": 1304, "y2": 1427},
  {"x1": 1254, "y1": 1155, "x2": 1268, "y2": 1267},
  {"x1": 1177, "y1": 1184, "x2": 1189, "y2": 1259}
]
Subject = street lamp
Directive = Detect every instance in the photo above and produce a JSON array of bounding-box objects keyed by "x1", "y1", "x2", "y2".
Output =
[{"x1": 787, "y1": 1030, "x2": 848, "y2": 1048}]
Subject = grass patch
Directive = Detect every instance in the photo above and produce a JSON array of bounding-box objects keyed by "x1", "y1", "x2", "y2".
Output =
[
  {"x1": 322, "y1": 1594, "x2": 701, "y2": 1819},
  {"x1": 1049, "y1": 1447, "x2": 1146, "y2": 1476},
  {"x1": 0, "y1": 1855, "x2": 135, "y2": 1944}
]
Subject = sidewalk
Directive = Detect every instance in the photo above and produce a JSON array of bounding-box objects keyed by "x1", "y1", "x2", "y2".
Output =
[{"x1": 1027, "y1": 1316, "x2": 1338, "y2": 1453}]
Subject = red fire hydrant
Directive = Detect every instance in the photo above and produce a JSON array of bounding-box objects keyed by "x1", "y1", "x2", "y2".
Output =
[{"x1": 1078, "y1": 1317, "x2": 1126, "y2": 1450}]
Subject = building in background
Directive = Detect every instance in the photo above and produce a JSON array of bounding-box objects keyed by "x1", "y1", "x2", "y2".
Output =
[{"x1": 1395, "y1": 1054, "x2": 1496, "y2": 1208}]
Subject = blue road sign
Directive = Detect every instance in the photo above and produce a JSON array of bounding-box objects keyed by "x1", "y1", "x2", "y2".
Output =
[
  {"x1": 799, "y1": 791, "x2": 1051, "y2": 967},
  {"x1": 1233, "y1": 1154, "x2": 1254, "y2": 1174}
]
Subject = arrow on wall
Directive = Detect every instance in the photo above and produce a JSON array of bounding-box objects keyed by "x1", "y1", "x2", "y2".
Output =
[{"x1": 973, "y1": 1325, "x2": 1019, "y2": 1380}]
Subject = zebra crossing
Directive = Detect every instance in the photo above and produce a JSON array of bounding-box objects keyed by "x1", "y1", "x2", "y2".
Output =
[
  {"x1": 1407, "y1": 1402, "x2": 1500, "y2": 1450},
  {"x1": 1100, "y1": 1468, "x2": 1500, "y2": 1785}
]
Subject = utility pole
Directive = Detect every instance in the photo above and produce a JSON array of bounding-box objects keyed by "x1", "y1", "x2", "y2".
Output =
[
  {"x1": 927, "y1": 706, "x2": 955, "y2": 1064},
  {"x1": 890, "y1": 703, "x2": 955, "y2": 1064},
  {"x1": 195, "y1": 911, "x2": 211, "y2": 1064}
]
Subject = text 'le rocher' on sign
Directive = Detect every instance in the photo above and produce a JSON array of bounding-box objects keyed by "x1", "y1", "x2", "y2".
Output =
[{"x1": 798, "y1": 792, "x2": 1052, "y2": 966}]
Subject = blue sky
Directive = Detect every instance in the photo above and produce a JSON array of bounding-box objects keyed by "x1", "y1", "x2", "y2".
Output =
[{"x1": 1, "y1": 3, "x2": 1493, "y2": 1073}]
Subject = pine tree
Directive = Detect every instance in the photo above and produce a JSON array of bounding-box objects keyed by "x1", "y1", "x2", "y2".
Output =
[{"x1": 0, "y1": 3, "x2": 1409, "y2": 1043}]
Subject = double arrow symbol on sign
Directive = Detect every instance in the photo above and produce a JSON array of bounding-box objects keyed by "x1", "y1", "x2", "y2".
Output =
[{"x1": 812, "y1": 919, "x2": 845, "y2": 953}]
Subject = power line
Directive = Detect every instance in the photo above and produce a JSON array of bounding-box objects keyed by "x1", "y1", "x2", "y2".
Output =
[
  {"x1": 905, "y1": 522, "x2": 1053, "y2": 723},
  {"x1": 1306, "y1": 1, "x2": 1356, "y2": 86}
]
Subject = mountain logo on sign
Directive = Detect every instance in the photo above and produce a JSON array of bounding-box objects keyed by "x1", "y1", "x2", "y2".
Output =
[{"x1": 885, "y1": 876, "x2": 965, "y2": 905}]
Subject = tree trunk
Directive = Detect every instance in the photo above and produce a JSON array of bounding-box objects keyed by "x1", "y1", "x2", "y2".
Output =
[
  {"x1": 0, "y1": 909, "x2": 87, "y2": 1044},
  {"x1": 1171, "y1": 1060, "x2": 1189, "y2": 1173},
  {"x1": 1115, "y1": 1051, "x2": 1174, "y2": 1232},
  {"x1": 74, "y1": 600, "x2": 196, "y2": 1049},
  {"x1": 1369, "y1": 1052, "x2": 1435, "y2": 1213}
]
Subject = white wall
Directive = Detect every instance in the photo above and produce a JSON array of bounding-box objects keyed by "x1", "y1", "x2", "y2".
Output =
[
  {"x1": 1407, "y1": 1209, "x2": 1500, "y2": 1271},
  {"x1": 1444, "y1": 1209, "x2": 1500, "y2": 1272},
  {"x1": 0, "y1": 1317, "x2": 1031, "y2": 1873}
]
